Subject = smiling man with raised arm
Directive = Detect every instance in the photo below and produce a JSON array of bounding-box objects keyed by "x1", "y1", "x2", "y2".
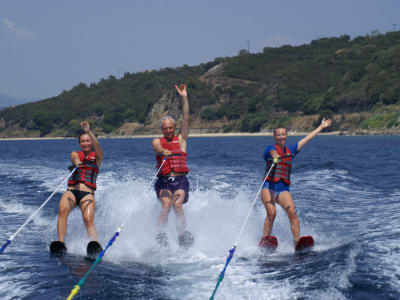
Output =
[{"x1": 152, "y1": 84, "x2": 194, "y2": 249}]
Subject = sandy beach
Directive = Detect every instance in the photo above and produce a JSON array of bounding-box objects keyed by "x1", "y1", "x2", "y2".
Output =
[{"x1": 0, "y1": 131, "x2": 373, "y2": 141}]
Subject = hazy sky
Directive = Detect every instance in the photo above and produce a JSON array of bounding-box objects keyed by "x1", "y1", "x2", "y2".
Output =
[{"x1": 1, "y1": 0, "x2": 399, "y2": 100}]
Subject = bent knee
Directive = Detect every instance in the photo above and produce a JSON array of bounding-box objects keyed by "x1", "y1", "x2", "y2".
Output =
[
  {"x1": 173, "y1": 191, "x2": 185, "y2": 203},
  {"x1": 286, "y1": 206, "x2": 297, "y2": 218},
  {"x1": 262, "y1": 199, "x2": 274, "y2": 207},
  {"x1": 159, "y1": 189, "x2": 172, "y2": 199},
  {"x1": 58, "y1": 207, "x2": 70, "y2": 217},
  {"x1": 268, "y1": 210, "x2": 277, "y2": 219},
  {"x1": 173, "y1": 201, "x2": 183, "y2": 210}
]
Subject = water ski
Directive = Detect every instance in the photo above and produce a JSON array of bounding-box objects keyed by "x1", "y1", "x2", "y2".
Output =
[
  {"x1": 86, "y1": 241, "x2": 103, "y2": 260},
  {"x1": 258, "y1": 235, "x2": 278, "y2": 251},
  {"x1": 295, "y1": 236, "x2": 314, "y2": 251},
  {"x1": 178, "y1": 231, "x2": 194, "y2": 250},
  {"x1": 156, "y1": 232, "x2": 169, "y2": 247},
  {"x1": 50, "y1": 241, "x2": 67, "y2": 256}
]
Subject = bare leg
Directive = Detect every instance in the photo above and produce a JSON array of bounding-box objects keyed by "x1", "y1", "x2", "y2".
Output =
[
  {"x1": 261, "y1": 188, "x2": 277, "y2": 236},
  {"x1": 172, "y1": 190, "x2": 186, "y2": 236},
  {"x1": 79, "y1": 195, "x2": 98, "y2": 241},
  {"x1": 57, "y1": 191, "x2": 76, "y2": 242},
  {"x1": 276, "y1": 191, "x2": 300, "y2": 243},
  {"x1": 158, "y1": 189, "x2": 173, "y2": 228}
]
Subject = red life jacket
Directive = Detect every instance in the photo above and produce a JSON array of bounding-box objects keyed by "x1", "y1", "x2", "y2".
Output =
[
  {"x1": 68, "y1": 151, "x2": 99, "y2": 190},
  {"x1": 266, "y1": 144, "x2": 292, "y2": 185},
  {"x1": 156, "y1": 136, "x2": 190, "y2": 176}
]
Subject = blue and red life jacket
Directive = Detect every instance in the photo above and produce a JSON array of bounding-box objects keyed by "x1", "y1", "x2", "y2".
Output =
[
  {"x1": 68, "y1": 151, "x2": 99, "y2": 190},
  {"x1": 266, "y1": 144, "x2": 292, "y2": 185},
  {"x1": 156, "y1": 136, "x2": 189, "y2": 176}
]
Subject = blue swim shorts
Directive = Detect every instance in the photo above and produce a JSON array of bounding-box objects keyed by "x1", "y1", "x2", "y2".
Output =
[{"x1": 262, "y1": 180, "x2": 290, "y2": 196}]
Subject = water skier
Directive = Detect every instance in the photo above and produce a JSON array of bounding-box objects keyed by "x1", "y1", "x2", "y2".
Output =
[
  {"x1": 259, "y1": 118, "x2": 332, "y2": 249},
  {"x1": 51, "y1": 121, "x2": 102, "y2": 255},
  {"x1": 152, "y1": 84, "x2": 194, "y2": 248}
]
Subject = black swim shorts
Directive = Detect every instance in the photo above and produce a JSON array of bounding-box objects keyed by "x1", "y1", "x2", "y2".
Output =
[{"x1": 154, "y1": 175, "x2": 189, "y2": 204}]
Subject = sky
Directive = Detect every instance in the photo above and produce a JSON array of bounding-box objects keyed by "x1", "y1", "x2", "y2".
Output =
[{"x1": 1, "y1": 0, "x2": 399, "y2": 101}]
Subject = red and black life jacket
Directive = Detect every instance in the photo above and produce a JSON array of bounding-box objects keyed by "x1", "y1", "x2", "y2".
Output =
[
  {"x1": 156, "y1": 136, "x2": 189, "y2": 176},
  {"x1": 68, "y1": 151, "x2": 99, "y2": 190},
  {"x1": 266, "y1": 144, "x2": 292, "y2": 185}
]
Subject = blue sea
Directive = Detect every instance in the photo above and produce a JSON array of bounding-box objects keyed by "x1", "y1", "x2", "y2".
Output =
[{"x1": 0, "y1": 136, "x2": 399, "y2": 300}]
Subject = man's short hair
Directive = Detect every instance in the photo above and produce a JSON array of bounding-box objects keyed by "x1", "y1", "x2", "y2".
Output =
[
  {"x1": 160, "y1": 116, "x2": 176, "y2": 129},
  {"x1": 274, "y1": 127, "x2": 287, "y2": 136}
]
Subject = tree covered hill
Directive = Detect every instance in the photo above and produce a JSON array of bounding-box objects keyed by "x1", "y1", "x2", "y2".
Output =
[{"x1": 1, "y1": 31, "x2": 399, "y2": 137}]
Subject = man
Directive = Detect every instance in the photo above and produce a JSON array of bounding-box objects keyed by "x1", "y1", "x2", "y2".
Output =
[
  {"x1": 51, "y1": 121, "x2": 103, "y2": 255},
  {"x1": 152, "y1": 84, "x2": 194, "y2": 248},
  {"x1": 260, "y1": 118, "x2": 332, "y2": 249}
]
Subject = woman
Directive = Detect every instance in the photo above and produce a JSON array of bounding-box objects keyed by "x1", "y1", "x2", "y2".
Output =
[
  {"x1": 51, "y1": 121, "x2": 102, "y2": 254},
  {"x1": 260, "y1": 118, "x2": 332, "y2": 249}
]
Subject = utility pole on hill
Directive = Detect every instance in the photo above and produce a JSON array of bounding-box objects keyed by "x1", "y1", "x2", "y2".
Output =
[
  {"x1": 393, "y1": 24, "x2": 397, "y2": 32},
  {"x1": 245, "y1": 41, "x2": 251, "y2": 53}
]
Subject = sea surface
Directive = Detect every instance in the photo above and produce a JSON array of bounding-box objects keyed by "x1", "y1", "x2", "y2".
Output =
[{"x1": 0, "y1": 136, "x2": 399, "y2": 300}]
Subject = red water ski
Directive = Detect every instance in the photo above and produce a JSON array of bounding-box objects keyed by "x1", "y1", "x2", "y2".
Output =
[
  {"x1": 259, "y1": 235, "x2": 278, "y2": 250},
  {"x1": 295, "y1": 236, "x2": 314, "y2": 251}
]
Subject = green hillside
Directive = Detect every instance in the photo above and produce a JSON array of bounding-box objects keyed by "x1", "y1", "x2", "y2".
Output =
[{"x1": 1, "y1": 31, "x2": 399, "y2": 137}]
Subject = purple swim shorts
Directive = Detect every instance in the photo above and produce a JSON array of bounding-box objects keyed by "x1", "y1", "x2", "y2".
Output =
[{"x1": 154, "y1": 175, "x2": 190, "y2": 204}]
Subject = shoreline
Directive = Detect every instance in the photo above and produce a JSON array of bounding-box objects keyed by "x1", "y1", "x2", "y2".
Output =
[{"x1": 0, "y1": 130, "x2": 398, "y2": 141}]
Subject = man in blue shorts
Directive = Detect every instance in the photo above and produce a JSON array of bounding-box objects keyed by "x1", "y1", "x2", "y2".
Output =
[
  {"x1": 152, "y1": 84, "x2": 193, "y2": 248},
  {"x1": 260, "y1": 118, "x2": 332, "y2": 247}
]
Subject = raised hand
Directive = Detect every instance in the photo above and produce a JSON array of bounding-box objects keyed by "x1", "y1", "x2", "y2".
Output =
[
  {"x1": 81, "y1": 121, "x2": 90, "y2": 132},
  {"x1": 320, "y1": 118, "x2": 332, "y2": 128},
  {"x1": 174, "y1": 84, "x2": 187, "y2": 98}
]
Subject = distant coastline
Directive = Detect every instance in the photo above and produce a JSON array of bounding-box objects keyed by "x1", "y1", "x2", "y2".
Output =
[
  {"x1": 0, "y1": 130, "x2": 398, "y2": 141},
  {"x1": 2, "y1": 32, "x2": 400, "y2": 141}
]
